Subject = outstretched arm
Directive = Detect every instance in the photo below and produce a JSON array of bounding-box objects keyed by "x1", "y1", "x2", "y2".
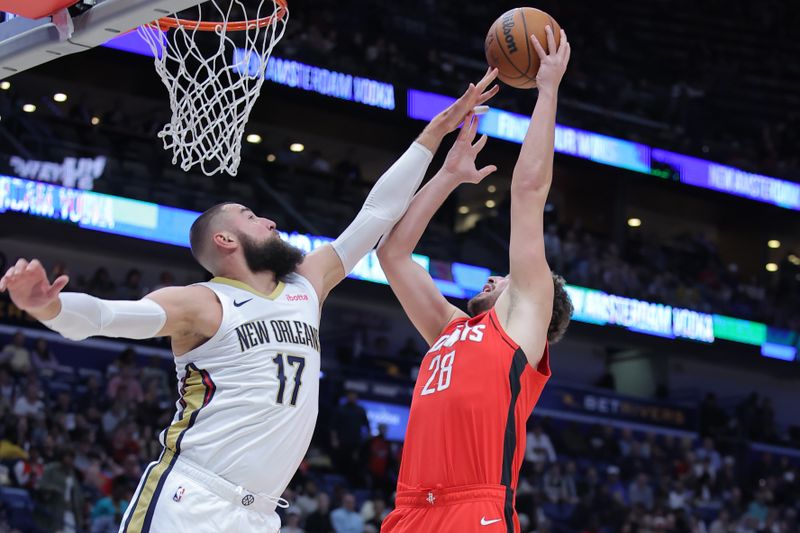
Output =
[
  {"x1": 378, "y1": 114, "x2": 497, "y2": 346},
  {"x1": 298, "y1": 69, "x2": 500, "y2": 304},
  {"x1": 494, "y1": 26, "x2": 571, "y2": 364},
  {"x1": 0, "y1": 259, "x2": 220, "y2": 346}
]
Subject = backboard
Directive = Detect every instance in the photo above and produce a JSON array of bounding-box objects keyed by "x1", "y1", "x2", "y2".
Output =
[{"x1": 0, "y1": 0, "x2": 202, "y2": 78}]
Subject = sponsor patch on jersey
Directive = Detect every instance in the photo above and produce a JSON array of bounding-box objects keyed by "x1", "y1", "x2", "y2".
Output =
[{"x1": 286, "y1": 293, "x2": 309, "y2": 302}]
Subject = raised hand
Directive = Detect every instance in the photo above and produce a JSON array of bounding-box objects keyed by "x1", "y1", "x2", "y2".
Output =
[
  {"x1": 432, "y1": 67, "x2": 500, "y2": 135},
  {"x1": 442, "y1": 113, "x2": 497, "y2": 185},
  {"x1": 531, "y1": 26, "x2": 571, "y2": 95},
  {"x1": 0, "y1": 259, "x2": 68, "y2": 313}
]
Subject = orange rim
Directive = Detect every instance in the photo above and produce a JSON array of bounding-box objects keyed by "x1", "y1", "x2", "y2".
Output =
[{"x1": 155, "y1": 0, "x2": 287, "y2": 32}]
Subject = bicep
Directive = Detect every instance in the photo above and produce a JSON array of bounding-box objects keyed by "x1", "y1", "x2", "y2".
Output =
[
  {"x1": 379, "y1": 256, "x2": 465, "y2": 346},
  {"x1": 144, "y1": 285, "x2": 220, "y2": 338},
  {"x1": 296, "y1": 244, "x2": 346, "y2": 302}
]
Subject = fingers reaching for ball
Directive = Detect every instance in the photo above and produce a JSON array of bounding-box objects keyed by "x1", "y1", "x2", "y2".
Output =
[
  {"x1": 529, "y1": 29, "x2": 547, "y2": 60},
  {"x1": 473, "y1": 67, "x2": 500, "y2": 107},
  {"x1": 531, "y1": 26, "x2": 570, "y2": 93},
  {"x1": 545, "y1": 24, "x2": 557, "y2": 55},
  {"x1": 531, "y1": 26, "x2": 569, "y2": 59},
  {"x1": 476, "y1": 67, "x2": 499, "y2": 93},
  {"x1": 433, "y1": 69, "x2": 500, "y2": 134}
]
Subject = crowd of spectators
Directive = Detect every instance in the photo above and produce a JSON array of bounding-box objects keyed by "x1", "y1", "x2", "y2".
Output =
[
  {"x1": 281, "y1": 0, "x2": 800, "y2": 180},
  {"x1": 0, "y1": 331, "x2": 798, "y2": 532},
  {"x1": 413, "y1": 207, "x2": 800, "y2": 329},
  {"x1": 1, "y1": 2, "x2": 799, "y2": 530},
  {"x1": 4, "y1": 157, "x2": 800, "y2": 334},
  {"x1": 0, "y1": 333, "x2": 172, "y2": 532},
  {"x1": 4, "y1": 1, "x2": 800, "y2": 330},
  {"x1": 3, "y1": 1, "x2": 796, "y2": 180},
  {"x1": 536, "y1": 221, "x2": 800, "y2": 329}
]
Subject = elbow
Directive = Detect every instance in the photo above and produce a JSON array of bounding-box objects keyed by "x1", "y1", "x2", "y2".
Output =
[
  {"x1": 512, "y1": 166, "x2": 550, "y2": 192},
  {"x1": 511, "y1": 178, "x2": 549, "y2": 197},
  {"x1": 376, "y1": 245, "x2": 399, "y2": 267},
  {"x1": 376, "y1": 235, "x2": 404, "y2": 263},
  {"x1": 376, "y1": 248, "x2": 406, "y2": 278}
]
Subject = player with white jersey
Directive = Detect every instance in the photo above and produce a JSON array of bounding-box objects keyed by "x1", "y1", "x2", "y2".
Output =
[
  {"x1": 149, "y1": 273, "x2": 324, "y2": 527},
  {"x1": 0, "y1": 71, "x2": 499, "y2": 533}
]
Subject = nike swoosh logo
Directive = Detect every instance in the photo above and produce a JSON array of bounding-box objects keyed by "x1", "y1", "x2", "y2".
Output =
[
  {"x1": 233, "y1": 298, "x2": 253, "y2": 307},
  {"x1": 481, "y1": 517, "x2": 502, "y2": 526}
]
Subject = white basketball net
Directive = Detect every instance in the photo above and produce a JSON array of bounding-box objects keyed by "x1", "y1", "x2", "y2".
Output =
[{"x1": 138, "y1": 0, "x2": 288, "y2": 176}]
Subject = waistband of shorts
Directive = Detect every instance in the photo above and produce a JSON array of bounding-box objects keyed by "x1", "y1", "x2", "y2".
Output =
[
  {"x1": 394, "y1": 484, "x2": 508, "y2": 507},
  {"x1": 165, "y1": 448, "x2": 285, "y2": 515}
]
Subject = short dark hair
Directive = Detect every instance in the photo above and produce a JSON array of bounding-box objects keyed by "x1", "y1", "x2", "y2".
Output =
[
  {"x1": 548, "y1": 274, "x2": 573, "y2": 344},
  {"x1": 189, "y1": 202, "x2": 233, "y2": 267}
]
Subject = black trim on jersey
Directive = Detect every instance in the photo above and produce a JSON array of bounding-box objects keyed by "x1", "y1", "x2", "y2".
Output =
[
  {"x1": 501, "y1": 348, "x2": 528, "y2": 533},
  {"x1": 504, "y1": 485, "x2": 514, "y2": 532},
  {"x1": 488, "y1": 311, "x2": 517, "y2": 351}
]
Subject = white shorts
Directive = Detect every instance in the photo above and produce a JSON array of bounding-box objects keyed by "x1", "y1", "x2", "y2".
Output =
[{"x1": 119, "y1": 448, "x2": 282, "y2": 533}]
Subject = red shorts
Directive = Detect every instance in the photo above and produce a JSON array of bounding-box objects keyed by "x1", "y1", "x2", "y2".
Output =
[{"x1": 381, "y1": 484, "x2": 517, "y2": 533}]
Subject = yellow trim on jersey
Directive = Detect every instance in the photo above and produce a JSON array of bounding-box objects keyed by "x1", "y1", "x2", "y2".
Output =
[
  {"x1": 211, "y1": 276, "x2": 286, "y2": 300},
  {"x1": 123, "y1": 449, "x2": 174, "y2": 532},
  {"x1": 165, "y1": 367, "x2": 208, "y2": 452},
  {"x1": 124, "y1": 367, "x2": 214, "y2": 532}
]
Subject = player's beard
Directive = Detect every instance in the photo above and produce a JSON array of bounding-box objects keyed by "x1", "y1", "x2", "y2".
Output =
[
  {"x1": 467, "y1": 290, "x2": 500, "y2": 316},
  {"x1": 239, "y1": 232, "x2": 304, "y2": 280}
]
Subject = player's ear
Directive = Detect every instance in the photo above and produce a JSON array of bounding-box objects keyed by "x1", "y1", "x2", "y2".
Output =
[{"x1": 213, "y1": 231, "x2": 238, "y2": 251}]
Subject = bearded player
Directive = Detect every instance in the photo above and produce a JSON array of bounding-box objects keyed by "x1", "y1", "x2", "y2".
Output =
[
  {"x1": 378, "y1": 27, "x2": 572, "y2": 533},
  {"x1": 0, "y1": 71, "x2": 499, "y2": 533}
]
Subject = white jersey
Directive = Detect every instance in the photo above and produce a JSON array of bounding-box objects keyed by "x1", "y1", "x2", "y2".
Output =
[{"x1": 158, "y1": 274, "x2": 321, "y2": 497}]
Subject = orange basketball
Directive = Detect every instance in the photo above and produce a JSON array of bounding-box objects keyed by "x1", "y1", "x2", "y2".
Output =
[{"x1": 484, "y1": 7, "x2": 562, "y2": 89}]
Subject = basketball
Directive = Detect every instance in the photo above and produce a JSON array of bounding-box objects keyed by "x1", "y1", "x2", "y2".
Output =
[{"x1": 484, "y1": 7, "x2": 562, "y2": 89}]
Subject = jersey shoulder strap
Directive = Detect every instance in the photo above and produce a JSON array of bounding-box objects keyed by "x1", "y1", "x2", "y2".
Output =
[{"x1": 482, "y1": 308, "x2": 520, "y2": 351}]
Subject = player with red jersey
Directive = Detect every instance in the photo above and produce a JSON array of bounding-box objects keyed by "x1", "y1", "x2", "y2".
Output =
[{"x1": 377, "y1": 27, "x2": 572, "y2": 533}]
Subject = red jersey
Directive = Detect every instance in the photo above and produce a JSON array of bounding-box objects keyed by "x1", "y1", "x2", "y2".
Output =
[{"x1": 397, "y1": 308, "x2": 551, "y2": 491}]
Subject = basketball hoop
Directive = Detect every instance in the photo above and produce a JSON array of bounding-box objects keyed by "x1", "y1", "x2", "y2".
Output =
[{"x1": 138, "y1": 0, "x2": 288, "y2": 176}]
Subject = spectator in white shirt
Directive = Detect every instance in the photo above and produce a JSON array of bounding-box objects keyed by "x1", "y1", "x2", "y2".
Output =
[
  {"x1": 1, "y1": 331, "x2": 32, "y2": 375},
  {"x1": 526, "y1": 424, "x2": 557, "y2": 464},
  {"x1": 282, "y1": 507, "x2": 305, "y2": 533},
  {"x1": 13, "y1": 381, "x2": 45, "y2": 419},
  {"x1": 668, "y1": 480, "x2": 693, "y2": 510},
  {"x1": 295, "y1": 480, "x2": 321, "y2": 516}
]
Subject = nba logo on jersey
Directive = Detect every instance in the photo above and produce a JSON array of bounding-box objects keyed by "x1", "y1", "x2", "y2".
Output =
[{"x1": 173, "y1": 486, "x2": 186, "y2": 502}]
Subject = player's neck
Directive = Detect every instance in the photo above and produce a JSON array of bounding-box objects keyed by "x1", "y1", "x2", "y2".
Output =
[{"x1": 217, "y1": 267, "x2": 280, "y2": 296}]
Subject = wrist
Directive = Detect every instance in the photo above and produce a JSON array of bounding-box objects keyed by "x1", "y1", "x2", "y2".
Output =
[
  {"x1": 29, "y1": 297, "x2": 62, "y2": 322},
  {"x1": 427, "y1": 116, "x2": 449, "y2": 137},
  {"x1": 418, "y1": 119, "x2": 447, "y2": 144},
  {"x1": 435, "y1": 168, "x2": 464, "y2": 188},
  {"x1": 536, "y1": 85, "x2": 559, "y2": 102}
]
